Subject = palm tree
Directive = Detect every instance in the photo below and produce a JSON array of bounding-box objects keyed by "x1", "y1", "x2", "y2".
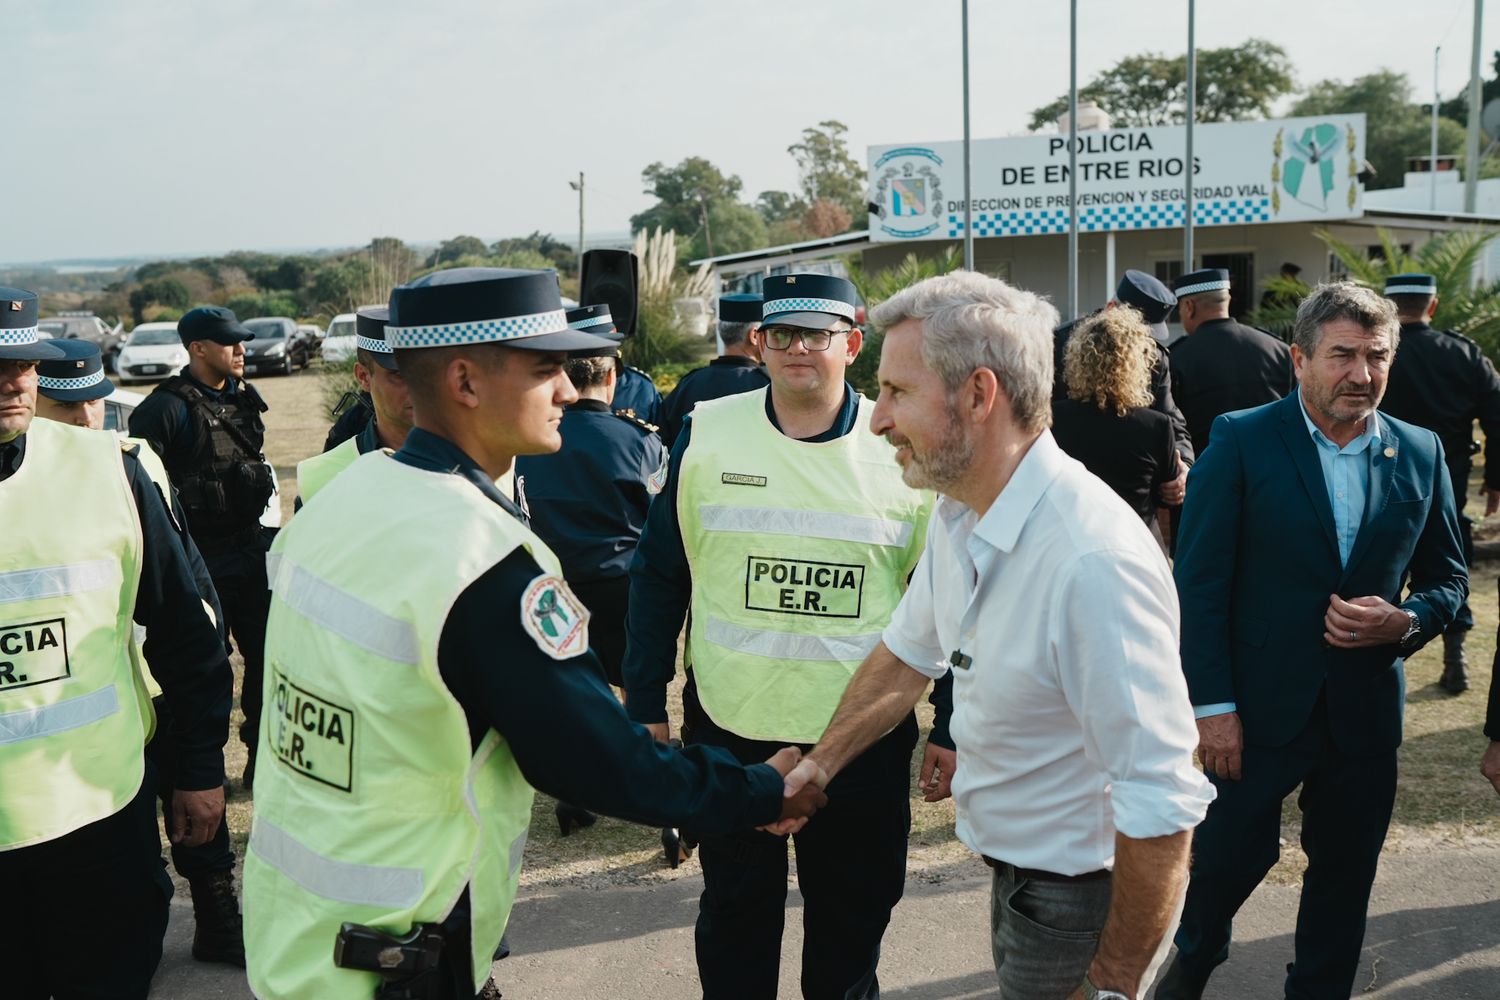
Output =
[
  {"x1": 1250, "y1": 227, "x2": 1500, "y2": 359},
  {"x1": 845, "y1": 248, "x2": 962, "y2": 398}
]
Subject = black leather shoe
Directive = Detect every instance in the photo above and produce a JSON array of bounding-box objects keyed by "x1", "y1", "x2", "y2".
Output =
[
  {"x1": 188, "y1": 870, "x2": 246, "y2": 967},
  {"x1": 1154, "y1": 955, "x2": 1210, "y2": 1000},
  {"x1": 1441, "y1": 630, "x2": 1471, "y2": 694}
]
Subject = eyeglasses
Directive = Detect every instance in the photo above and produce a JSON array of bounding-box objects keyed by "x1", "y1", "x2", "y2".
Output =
[{"x1": 760, "y1": 326, "x2": 852, "y2": 352}]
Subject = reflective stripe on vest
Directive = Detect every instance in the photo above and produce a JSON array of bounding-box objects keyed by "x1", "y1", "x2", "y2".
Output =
[
  {"x1": 0, "y1": 418, "x2": 149, "y2": 850},
  {"x1": 0, "y1": 684, "x2": 119, "y2": 745},
  {"x1": 677, "y1": 389, "x2": 932, "y2": 743},
  {"x1": 0, "y1": 560, "x2": 116, "y2": 604},
  {"x1": 245, "y1": 453, "x2": 542, "y2": 1000}
]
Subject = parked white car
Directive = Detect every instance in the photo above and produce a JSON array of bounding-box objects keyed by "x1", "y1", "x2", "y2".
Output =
[
  {"x1": 116, "y1": 323, "x2": 189, "y2": 383},
  {"x1": 104, "y1": 384, "x2": 282, "y2": 529},
  {"x1": 321, "y1": 312, "x2": 358, "y2": 364}
]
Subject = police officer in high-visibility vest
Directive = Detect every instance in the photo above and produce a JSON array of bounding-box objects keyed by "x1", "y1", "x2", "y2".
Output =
[
  {"x1": 35, "y1": 337, "x2": 247, "y2": 964},
  {"x1": 243, "y1": 267, "x2": 828, "y2": 1000},
  {"x1": 657, "y1": 292, "x2": 769, "y2": 448},
  {"x1": 0, "y1": 286, "x2": 234, "y2": 998},
  {"x1": 297, "y1": 306, "x2": 412, "y2": 506},
  {"x1": 130, "y1": 304, "x2": 277, "y2": 788},
  {"x1": 624, "y1": 273, "x2": 947, "y2": 1000}
]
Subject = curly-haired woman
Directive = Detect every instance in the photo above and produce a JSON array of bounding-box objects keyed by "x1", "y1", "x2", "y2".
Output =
[{"x1": 1052, "y1": 306, "x2": 1179, "y2": 523}]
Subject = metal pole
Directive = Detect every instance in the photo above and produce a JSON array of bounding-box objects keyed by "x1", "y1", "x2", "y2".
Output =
[
  {"x1": 1432, "y1": 46, "x2": 1442, "y2": 210},
  {"x1": 1466, "y1": 0, "x2": 1484, "y2": 214},
  {"x1": 1105, "y1": 231, "x2": 1116, "y2": 299},
  {"x1": 571, "y1": 172, "x2": 585, "y2": 277},
  {"x1": 1184, "y1": 0, "x2": 1196, "y2": 270},
  {"x1": 962, "y1": 0, "x2": 974, "y2": 270},
  {"x1": 1067, "y1": 0, "x2": 1078, "y2": 320}
]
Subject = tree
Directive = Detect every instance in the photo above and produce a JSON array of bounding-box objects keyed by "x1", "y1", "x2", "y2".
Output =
[
  {"x1": 427, "y1": 235, "x2": 489, "y2": 268},
  {"x1": 1028, "y1": 39, "x2": 1295, "y2": 130},
  {"x1": 1291, "y1": 70, "x2": 1466, "y2": 190},
  {"x1": 787, "y1": 120, "x2": 866, "y2": 223},
  {"x1": 127, "y1": 277, "x2": 190, "y2": 324},
  {"x1": 845, "y1": 247, "x2": 963, "y2": 397},
  {"x1": 630, "y1": 157, "x2": 768, "y2": 262},
  {"x1": 802, "y1": 199, "x2": 853, "y2": 239}
]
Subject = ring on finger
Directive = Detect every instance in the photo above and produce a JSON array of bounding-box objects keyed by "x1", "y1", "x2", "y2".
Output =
[{"x1": 1349, "y1": 630, "x2": 1357, "y2": 641}]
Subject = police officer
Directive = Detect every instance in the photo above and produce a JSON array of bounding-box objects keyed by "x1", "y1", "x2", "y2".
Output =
[
  {"x1": 243, "y1": 268, "x2": 826, "y2": 1000},
  {"x1": 0, "y1": 287, "x2": 234, "y2": 998},
  {"x1": 624, "y1": 273, "x2": 944, "y2": 1000},
  {"x1": 1168, "y1": 267, "x2": 1296, "y2": 456},
  {"x1": 129, "y1": 305, "x2": 276, "y2": 787},
  {"x1": 297, "y1": 307, "x2": 411, "y2": 505},
  {"x1": 36, "y1": 338, "x2": 246, "y2": 964},
  {"x1": 515, "y1": 305, "x2": 665, "y2": 688},
  {"x1": 657, "y1": 292, "x2": 770, "y2": 447},
  {"x1": 1379, "y1": 272, "x2": 1500, "y2": 692},
  {"x1": 572, "y1": 304, "x2": 663, "y2": 424},
  {"x1": 1053, "y1": 270, "x2": 1195, "y2": 505}
]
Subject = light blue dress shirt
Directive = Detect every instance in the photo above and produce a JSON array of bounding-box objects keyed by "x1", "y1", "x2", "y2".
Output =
[{"x1": 1194, "y1": 390, "x2": 1383, "y2": 720}]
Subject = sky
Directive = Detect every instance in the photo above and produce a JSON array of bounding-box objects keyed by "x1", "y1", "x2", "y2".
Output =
[{"x1": 6, "y1": 0, "x2": 1499, "y2": 264}]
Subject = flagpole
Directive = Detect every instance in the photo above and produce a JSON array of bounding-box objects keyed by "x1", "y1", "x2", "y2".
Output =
[
  {"x1": 1067, "y1": 0, "x2": 1079, "y2": 320},
  {"x1": 962, "y1": 0, "x2": 974, "y2": 270},
  {"x1": 1184, "y1": 0, "x2": 1197, "y2": 270}
]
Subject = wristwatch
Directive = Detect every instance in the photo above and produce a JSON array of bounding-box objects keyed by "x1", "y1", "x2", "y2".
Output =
[
  {"x1": 1398, "y1": 608, "x2": 1421, "y2": 650},
  {"x1": 1082, "y1": 977, "x2": 1131, "y2": 1000}
]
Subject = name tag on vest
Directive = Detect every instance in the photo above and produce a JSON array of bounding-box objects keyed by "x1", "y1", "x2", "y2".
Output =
[
  {"x1": 270, "y1": 668, "x2": 355, "y2": 793},
  {"x1": 0, "y1": 618, "x2": 70, "y2": 691},
  {"x1": 746, "y1": 557, "x2": 865, "y2": 618}
]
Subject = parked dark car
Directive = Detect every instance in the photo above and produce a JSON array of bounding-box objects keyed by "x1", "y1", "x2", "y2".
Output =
[
  {"x1": 241, "y1": 317, "x2": 311, "y2": 376},
  {"x1": 37, "y1": 312, "x2": 125, "y2": 372}
]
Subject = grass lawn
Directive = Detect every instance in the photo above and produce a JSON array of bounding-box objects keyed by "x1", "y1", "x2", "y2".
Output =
[{"x1": 197, "y1": 368, "x2": 1500, "y2": 895}]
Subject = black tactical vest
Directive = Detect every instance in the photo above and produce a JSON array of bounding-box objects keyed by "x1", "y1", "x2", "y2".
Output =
[{"x1": 157, "y1": 375, "x2": 274, "y2": 538}]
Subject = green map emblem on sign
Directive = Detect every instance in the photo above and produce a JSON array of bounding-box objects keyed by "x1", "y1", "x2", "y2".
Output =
[{"x1": 1282, "y1": 123, "x2": 1341, "y2": 210}]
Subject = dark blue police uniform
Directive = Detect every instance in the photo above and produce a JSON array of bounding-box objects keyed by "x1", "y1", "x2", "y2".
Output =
[
  {"x1": 129, "y1": 306, "x2": 275, "y2": 786},
  {"x1": 515, "y1": 398, "x2": 665, "y2": 687},
  {"x1": 566, "y1": 301, "x2": 663, "y2": 425},
  {"x1": 658, "y1": 357, "x2": 769, "y2": 449}
]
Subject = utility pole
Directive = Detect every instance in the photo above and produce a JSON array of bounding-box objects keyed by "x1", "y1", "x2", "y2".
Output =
[
  {"x1": 1184, "y1": 0, "x2": 1197, "y2": 271},
  {"x1": 962, "y1": 0, "x2": 974, "y2": 270},
  {"x1": 700, "y1": 195, "x2": 714, "y2": 259},
  {"x1": 568, "y1": 172, "x2": 585, "y2": 276},
  {"x1": 1433, "y1": 46, "x2": 1442, "y2": 210},
  {"x1": 1466, "y1": 0, "x2": 1484, "y2": 214},
  {"x1": 1066, "y1": 0, "x2": 1078, "y2": 320}
]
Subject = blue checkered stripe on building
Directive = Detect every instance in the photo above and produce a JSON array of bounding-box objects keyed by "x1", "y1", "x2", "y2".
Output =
[
  {"x1": 386, "y1": 309, "x2": 569, "y2": 348},
  {"x1": 764, "y1": 296, "x2": 854, "y2": 319},
  {"x1": 38, "y1": 369, "x2": 106, "y2": 391},
  {"x1": 355, "y1": 335, "x2": 392, "y2": 354},
  {"x1": 0, "y1": 325, "x2": 40, "y2": 345},
  {"x1": 947, "y1": 198, "x2": 1272, "y2": 237}
]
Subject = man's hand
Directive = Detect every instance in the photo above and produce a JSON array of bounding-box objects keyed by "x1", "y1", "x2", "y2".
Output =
[
  {"x1": 1196, "y1": 712, "x2": 1243, "y2": 781},
  {"x1": 1323, "y1": 594, "x2": 1409, "y2": 648},
  {"x1": 1484, "y1": 486, "x2": 1500, "y2": 517},
  {"x1": 171, "y1": 786, "x2": 225, "y2": 847},
  {"x1": 918, "y1": 741, "x2": 956, "y2": 802},
  {"x1": 764, "y1": 745, "x2": 802, "y2": 776},
  {"x1": 644, "y1": 721, "x2": 670, "y2": 744},
  {"x1": 758, "y1": 756, "x2": 831, "y2": 835},
  {"x1": 1482, "y1": 741, "x2": 1500, "y2": 795},
  {"x1": 1156, "y1": 456, "x2": 1187, "y2": 506}
]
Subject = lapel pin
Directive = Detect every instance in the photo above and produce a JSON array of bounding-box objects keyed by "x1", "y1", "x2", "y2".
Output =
[{"x1": 1383, "y1": 447, "x2": 1396, "y2": 458}]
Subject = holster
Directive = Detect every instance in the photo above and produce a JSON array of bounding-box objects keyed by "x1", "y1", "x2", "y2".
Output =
[{"x1": 334, "y1": 922, "x2": 449, "y2": 1000}]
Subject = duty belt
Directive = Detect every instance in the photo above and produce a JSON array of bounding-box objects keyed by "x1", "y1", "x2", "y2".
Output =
[{"x1": 982, "y1": 856, "x2": 1112, "y2": 883}]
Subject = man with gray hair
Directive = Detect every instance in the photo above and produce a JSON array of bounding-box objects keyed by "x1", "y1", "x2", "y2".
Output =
[
  {"x1": 657, "y1": 292, "x2": 769, "y2": 447},
  {"x1": 1160, "y1": 282, "x2": 1467, "y2": 999},
  {"x1": 776, "y1": 270, "x2": 1214, "y2": 1000}
]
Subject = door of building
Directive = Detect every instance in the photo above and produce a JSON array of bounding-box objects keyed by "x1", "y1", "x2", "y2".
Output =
[{"x1": 1200, "y1": 252, "x2": 1255, "y2": 320}]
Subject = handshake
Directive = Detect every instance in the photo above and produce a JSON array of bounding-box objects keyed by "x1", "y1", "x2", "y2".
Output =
[{"x1": 759, "y1": 748, "x2": 834, "y2": 836}]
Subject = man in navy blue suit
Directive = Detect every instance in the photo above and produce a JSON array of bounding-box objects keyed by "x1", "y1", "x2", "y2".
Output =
[{"x1": 1158, "y1": 282, "x2": 1468, "y2": 999}]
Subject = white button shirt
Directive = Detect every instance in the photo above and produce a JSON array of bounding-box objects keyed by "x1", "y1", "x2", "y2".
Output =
[{"x1": 883, "y1": 432, "x2": 1214, "y2": 875}]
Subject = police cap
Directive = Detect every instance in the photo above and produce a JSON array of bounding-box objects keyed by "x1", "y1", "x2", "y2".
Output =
[
  {"x1": 178, "y1": 305, "x2": 255, "y2": 347},
  {"x1": 1114, "y1": 270, "x2": 1176, "y2": 343},
  {"x1": 1384, "y1": 273, "x2": 1437, "y2": 296},
  {"x1": 1172, "y1": 269, "x2": 1231, "y2": 298},
  {"x1": 355, "y1": 306, "x2": 397, "y2": 370},
  {"x1": 37, "y1": 338, "x2": 112, "y2": 402},
  {"x1": 762, "y1": 273, "x2": 858, "y2": 330},
  {"x1": 718, "y1": 293, "x2": 763, "y2": 324},
  {"x1": 0, "y1": 287, "x2": 65, "y2": 361},
  {"x1": 387, "y1": 268, "x2": 614, "y2": 354}
]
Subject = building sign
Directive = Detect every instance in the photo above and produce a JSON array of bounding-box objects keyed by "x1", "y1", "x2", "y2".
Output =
[{"x1": 868, "y1": 114, "x2": 1366, "y2": 241}]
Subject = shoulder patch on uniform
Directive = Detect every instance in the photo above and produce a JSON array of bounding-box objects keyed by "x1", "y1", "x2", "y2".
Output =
[
  {"x1": 647, "y1": 456, "x2": 669, "y2": 495},
  {"x1": 613, "y1": 408, "x2": 659, "y2": 433},
  {"x1": 520, "y1": 575, "x2": 590, "y2": 660}
]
